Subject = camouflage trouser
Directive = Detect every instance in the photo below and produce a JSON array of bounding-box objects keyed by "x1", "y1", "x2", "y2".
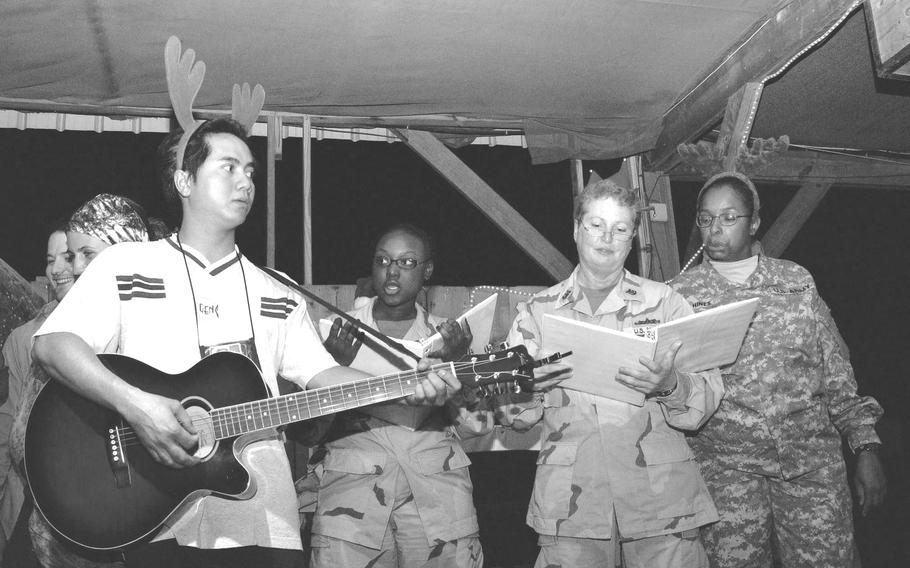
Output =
[
  {"x1": 535, "y1": 530, "x2": 707, "y2": 568},
  {"x1": 310, "y1": 466, "x2": 483, "y2": 568},
  {"x1": 700, "y1": 461, "x2": 855, "y2": 568}
]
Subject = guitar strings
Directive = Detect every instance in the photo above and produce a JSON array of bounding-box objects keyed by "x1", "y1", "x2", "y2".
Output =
[{"x1": 109, "y1": 358, "x2": 530, "y2": 446}]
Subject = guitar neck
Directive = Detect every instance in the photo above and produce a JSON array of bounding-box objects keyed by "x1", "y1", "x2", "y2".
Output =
[{"x1": 208, "y1": 362, "x2": 454, "y2": 440}]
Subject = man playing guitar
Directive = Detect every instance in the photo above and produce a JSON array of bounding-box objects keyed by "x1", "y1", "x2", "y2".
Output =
[{"x1": 32, "y1": 118, "x2": 460, "y2": 568}]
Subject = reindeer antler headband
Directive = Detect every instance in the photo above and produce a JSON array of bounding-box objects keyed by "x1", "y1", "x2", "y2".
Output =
[{"x1": 165, "y1": 36, "x2": 266, "y2": 170}]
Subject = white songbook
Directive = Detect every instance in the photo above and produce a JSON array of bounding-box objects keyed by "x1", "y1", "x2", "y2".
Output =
[{"x1": 542, "y1": 297, "x2": 759, "y2": 406}]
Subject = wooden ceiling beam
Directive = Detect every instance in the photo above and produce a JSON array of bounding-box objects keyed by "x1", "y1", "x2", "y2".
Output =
[
  {"x1": 669, "y1": 150, "x2": 910, "y2": 190},
  {"x1": 719, "y1": 83, "x2": 764, "y2": 172},
  {"x1": 761, "y1": 180, "x2": 832, "y2": 257},
  {"x1": 0, "y1": 97, "x2": 526, "y2": 135},
  {"x1": 394, "y1": 128, "x2": 574, "y2": 282},
  {"x1": 648, "y1": 0, "x2": 859, "y2": 172}
]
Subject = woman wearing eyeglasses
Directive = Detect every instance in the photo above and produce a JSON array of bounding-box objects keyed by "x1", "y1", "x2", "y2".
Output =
[
  {"x1": 482, "y1": 179, "x2": 723, "y2": 568},
  {"x1": 307, "y1": 223, "x2": 484, "y2": 568},
  {"x1": 670, "y1": 172, "x2": 886, "y2": 567}
]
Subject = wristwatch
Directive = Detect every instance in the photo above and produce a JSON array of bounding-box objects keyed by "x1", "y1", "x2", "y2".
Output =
[
  {"x1": 853, "y1": 442, "x2": 882, "y2": 455},
  {"x1": 647, "y1": 382, "x2": 678, "y2": 399}
]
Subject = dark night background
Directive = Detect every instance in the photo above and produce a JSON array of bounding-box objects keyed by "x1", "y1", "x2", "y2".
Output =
[{"x1": 1, "y1": 129, "x2": 908, "y2": 566}]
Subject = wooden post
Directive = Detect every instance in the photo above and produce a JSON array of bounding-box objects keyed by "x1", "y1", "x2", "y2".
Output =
[
  {"x1": 761, "y1": 180, "x2": 832, "y2": 257},
  {"x1": 570, "y1": 159, "x2": 584, "y2": 196},
  {"x1": 394, "y1": 129, "x2": 573, "y2": 282},
  {"x1": 644, "y1": 173, "x2": 680, "y2": 281},
  {"x1": 266, "y1": 114, "x2": 281, "y2": 268},
  {"x1": 302, "y1": 115, "x2": 313, "y2": 284},
  {"x1": 628, "y1": 155, "x2": 654, "y2": 279}
]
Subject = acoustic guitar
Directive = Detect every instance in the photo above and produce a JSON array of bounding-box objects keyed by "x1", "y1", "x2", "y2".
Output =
[{"x1": 25, "y1": 347, "x2": 547, "y2": 550}]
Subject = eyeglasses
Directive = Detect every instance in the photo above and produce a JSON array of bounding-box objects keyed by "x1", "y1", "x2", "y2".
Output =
[
  {"x1": 373, "y1": 255, "x2": 431, "y2": 270},
  {"x1": 579, "y1": 218, "x2": 635, "y2": 242},
  {"x1": 695, "y1": 212, "x2": 751, "y2": 228}
]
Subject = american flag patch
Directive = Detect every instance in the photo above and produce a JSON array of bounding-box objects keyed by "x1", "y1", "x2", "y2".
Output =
[
  {"x1": 117, "y1": 274, "x2": 165, "y2": 301},
  {"x1": 260, "y1": 297, "x2": 298, "y2": 319}
]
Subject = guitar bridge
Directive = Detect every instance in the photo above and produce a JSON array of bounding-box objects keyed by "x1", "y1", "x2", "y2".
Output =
[{"x1": 107, "y1": 423, "x2": 132, "y2": 489}]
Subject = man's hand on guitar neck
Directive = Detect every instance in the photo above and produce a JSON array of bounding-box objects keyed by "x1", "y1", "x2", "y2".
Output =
[{"x1": 120, "y1": 389, "x2": 201, "y2": 469}]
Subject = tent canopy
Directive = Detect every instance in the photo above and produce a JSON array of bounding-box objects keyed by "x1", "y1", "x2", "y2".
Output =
[
  {"x1": 3, "y1": 1, "x2": 910, "y2": 168},
  {"x1": 6, "y1": 0, "x2": 910, "y2": 282},
  {"x1": 0, "y1": 0, "x2": 811, "y2": 162}
]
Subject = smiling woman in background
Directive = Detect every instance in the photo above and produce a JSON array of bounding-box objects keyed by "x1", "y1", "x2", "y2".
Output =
[
  {"x1": 1, "y1": 221, "x2": 73, "y2": 563},
  {"x1": 6, "y1": 193, "x2": 150, "y2": 568}
]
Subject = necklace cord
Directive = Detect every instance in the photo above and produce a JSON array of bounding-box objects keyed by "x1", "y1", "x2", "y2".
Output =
[{"x1": 176, "y1": 234, "x2": 259, "y2": 361}]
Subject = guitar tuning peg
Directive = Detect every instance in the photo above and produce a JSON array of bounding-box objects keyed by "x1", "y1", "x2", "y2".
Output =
[
  {"x1": 511, "y1": 381, "x2": 522, "y2": 394},
  {"x1": 484, "y1": 343, "x2": 494, "y2": 354}
]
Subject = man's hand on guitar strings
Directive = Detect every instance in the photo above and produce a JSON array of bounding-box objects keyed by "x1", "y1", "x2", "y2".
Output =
[
  {"x1": 122, "y1": 390, "x2": 201, "y2": 469},
  {"x1": 406, "y1": 358, "x2": 462, "y2": 407}
]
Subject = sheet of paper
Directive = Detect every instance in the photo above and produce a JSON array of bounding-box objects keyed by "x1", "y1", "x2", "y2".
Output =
[
  {"x1": 542, "y1": 314, "x2": 652, "y2": 406},
  {"x1": 653, "y1": 297, "x2": 759, "y2": 372},
  {"x1": 419, "y1": 293, "x2": 498, "y2": 355}
]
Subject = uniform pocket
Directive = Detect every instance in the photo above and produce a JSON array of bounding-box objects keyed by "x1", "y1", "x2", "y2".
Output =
[
  {"x1": 639, "y1": 436, "x2": 694, "y2": 465},
  {"x1": 322, "y1": 448, "x2": 386, "y2": 475},
  {"x1": 531, "y1": 442, "x2": 578, "y2": 519},
  {"x1": 413, "y1": 443, "x2": 472, "y2": 475},
  {"x1": 315, "y1": 449, "x2": 389, "y2": 547},
  {"x1": 638, "y1": 435, "x2": 699, "y2": 518}
]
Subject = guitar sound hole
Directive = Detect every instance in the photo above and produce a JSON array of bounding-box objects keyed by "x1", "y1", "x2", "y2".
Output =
[{"x1": 183, "y1": 399, "x2": 217, "y2": 460}]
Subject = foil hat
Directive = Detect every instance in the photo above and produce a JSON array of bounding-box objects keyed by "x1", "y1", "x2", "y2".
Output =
[{"x1": 66, "y1": 193, "x2": 149, "y2": 245}]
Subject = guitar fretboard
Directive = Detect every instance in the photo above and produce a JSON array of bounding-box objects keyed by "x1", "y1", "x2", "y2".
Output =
[{"x1": 209, "y1": 363, "x2": 453, "y2": 439}]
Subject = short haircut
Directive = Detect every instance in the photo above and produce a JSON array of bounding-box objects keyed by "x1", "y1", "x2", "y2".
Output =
[
  {"x1": 373, "y1": 223, "x2": 436, "y2": 261},
  {"x1": 47, "y1": 212, "x2": 72, "y2": 237},
  {"x1": 157, "y1": 117, "x2": 250, "y2": 224},
  {"x1": 697, "y1": 171, "x2": 760, "y2": 218},
  {"x1": 573, "y1": 179, "x2": 641, "y2": 226}
]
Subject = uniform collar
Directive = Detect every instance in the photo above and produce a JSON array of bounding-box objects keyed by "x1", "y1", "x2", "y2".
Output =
[
  {"x1": 556, "y1": 267, "x2": 644, "y2": 315},
  {"x1": 702, "y1": 251, "x2": 769, "y2": 288},
  {"x1": 365, "y1": 296, "x2": 436, "y2": 340}
]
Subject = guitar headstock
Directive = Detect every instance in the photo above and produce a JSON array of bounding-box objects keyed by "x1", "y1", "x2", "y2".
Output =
[{"x1": 453, "y1": 345, "x2": 534, "y2": 391}]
